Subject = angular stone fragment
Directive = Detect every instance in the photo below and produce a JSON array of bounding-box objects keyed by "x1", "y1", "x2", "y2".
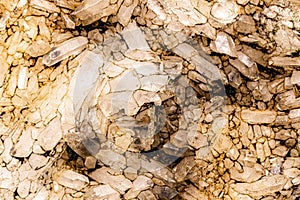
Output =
[
  {"x1": 242, "y1": 45, "x2": 267, "y2": 67},
  {"x1": 26, "y1": 39, "x2": 51, "y2": 57},
  {"x1": 194, "y1": 23, "x2": 216, "y2": 40},
  {"x1": 73, "y1": 0, "x2": 122, "y2": 25},
  {"x1": 153, "y1": 185, "x2": 178, "y2": 199},
  {"x1": 274, "y1": 28, "x2": 300, "y2": 53},
  {"x1": 11, "y1": 127, "x2": 34, "y2": 158},
  {"x1": 17, "y1": 179, "x2": 30, "y2": 198},
  {"x1": 122, "y1": 22, "x2": 150, "y2": 51},
  {"x1": 212, "y1": 134, "x2": 233, "y2": 154},
  {"x1": 117, "y1": 0, "x2": 138, "y2": 26},
  {"x1": 89, "y1": 167, "x2": 132, "y2": 194},
  {"x1": 229, "y1": 58, "x2": 258, "y2": 80},
  {"x1": 173, "y1": 156, "x2": 195, "y2": 182},
  {"x1": 37, "y1": 117, "x2": 62, "y2": 151},
  {"x1": 241, "y1": 109, "x2": 276, "y2": 124},
  {"x1": 95, "y1": 149, "x2": 126, "y2": 171},
  {"x1": 272, "y1": 146, "x2": 289, "y2": 157},
  {"x1": 269, "y1": 57, "x2": 300, "y2": 67},
  {"x1": 187, "y1": 131, "x2": 208, "y2": 149},
  {"x1": 53, "y1": 170, "x2": 89, "y2": 191},
  {"x1": 276, "y1": 90, "x2": 300, "y2": 110},
  {"x1": 231, "y1": 175, "x2": 288, "y2": 199},
  {"x1": 84, "y1": 185, "x2": 121, "y2": 200},
  {"x1": 230, "y1": 165, "x2": 263, "y2": 183},
  {"x1": 30, "y1": 0, "x2": 60, "y2": 13},
  {"x1": 210, "y1": 0, "x2": 239, "y2": 24},
  {"x1": 291, "y1": 71, "x2": 300, "y2": 85},
  {"x1": 0, "y1": 56, "x2": 9, "y2": 87},
  {"x1": 235, "y1": 15, "x2": 256, "y2": 34},
  {"x1": 210, "y1": 32, "x2": 237, "y2": 57},
  {"x1": 28, "y1": 154, "x2": 49, "y2": 169},
  {"x1": 61, "y1": 13, "x2": 76, "y2": 29},
  {"x1": 138, "y1": 190, "x2": 157, "y2": 200},
  {"x1": 0, "y1": 167, "x2": 16, "y2": 190},
  {"x1": 124, "y1": 175, "x2": 153, "y2": 199},
  {"x1": 0, "y1": 11, "x2": 9, "y2": 30},
  {"x1": 289, "y1": 108, "x2": 300, "y2": 119},
  {"x1": 42, "y1": 36, "x2": 88, "y2": 66},
  {"x1": 275, "y1": 129, "x2": 292, "y2": 140},
  {"x1": 85, "y1": 156, "x2": 97, "y2": 169}
]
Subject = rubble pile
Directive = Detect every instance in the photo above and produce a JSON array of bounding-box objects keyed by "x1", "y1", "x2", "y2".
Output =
[{"x1": 0, "y1": 0, "x2": 299, "y2": 199}]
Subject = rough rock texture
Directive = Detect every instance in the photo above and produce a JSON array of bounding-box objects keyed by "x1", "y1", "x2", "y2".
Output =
[{"x1": 0, "y1": 0, "x2": 300, "y2": 199}]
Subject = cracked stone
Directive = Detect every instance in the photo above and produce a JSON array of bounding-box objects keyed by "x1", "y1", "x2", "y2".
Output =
[
  {"x1": 89, "y1": 167, "x2": 132, "y2": 194},
  {"x1": 53, "y1": 170, "x2": 89, "y2": 191}
]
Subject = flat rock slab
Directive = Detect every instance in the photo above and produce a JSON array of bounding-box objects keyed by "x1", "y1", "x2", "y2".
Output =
[
  {"x1": 231, "y1": 175, "x2": 288, "y2": 199},
  {"x1": 84, "y1": 185, "x2": 121, "y2": 200},
  {"x1": 241, "y1": 109, "x2": 277, "y2": 124},
  {"x1": 89, "y1": 167, "x2": 132, "y2": 194},
  {"x1": 269, "y1": 57, "x2": 300, "y2": 67},
  {"x1": 53, "y1": 170, "x2": 89, "y2": 191}
]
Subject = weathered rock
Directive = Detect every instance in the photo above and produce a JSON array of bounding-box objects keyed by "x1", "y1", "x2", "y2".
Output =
[
  {"x1": 269, "y1": 57, "x2": 300, "y2": 67},
  {"x1": 94, "y1": 149, "x2": 126, "y2": 171},
  {"x1": 84, "y1": 156, "x2": 97, "y2": 169},
  {"x1": 235, "y1": 15, "x2": 256, "y2": 34},
  {"x1": 272, "y1": 146, "x2": 289, "y2": 157},
  {"x1": 230, "y1": 165, "x2": 263, "y2": 183},
  {"x1": 28, "y1": 154, "x2": 49, "y2": 170},
  {"x1": 138, "y1": 190, "x2": 157, "y2": 200},
  {"x1": 124, "y1": 175, "x2": 153, "y2": 199},
  {"x1": 241, "y1": 109, "x2": 276, "y2": 124},
  {"x1": 0, "y1": 167, "x2": 16, "y2": 191},
  {"x1": 84, "y1": 185, "x2": 121, "y2": 200},
  {"x1": 89, "y1": 167, "x2": 132, "y2": 194},
  {"x1": 37, "y1": 117, "x2": 62, "y2": 151},
  {"x1": 11, "y1": 127, "x2": 34, "y2": 158},
  {"x1": 17, "y1": 179, "x2": 31, "y2": 198},
  {"x1": 291, "y1": 70, "x2": 300, "y2": 85},
  {"x1": 117, "y1": 0, "x2": 138, "y2": 26},
  {"x1": 30, "y1": 0, "x2": 60, "y2": 13},
  {"x1": 53, "y1": 170, "x2": 89, "y2": 191},
  {"x1": 212, "y1": 133, "x2": 233, "y2": 154},
  {"x1": 210, "y1": 32, "x2": 237, "y2": 57},
  {"x1": 231, "y1": 175, "x2": 288, "y2": 199},
  {"x1": 26, "y1": 39, "x2": 51, "y2": 57},
  {"x1": 173, "y1": 156, "x2": 195, "y2": 182},
  {"x1": 210, "y1": 0, "x2": 239, "y2": 24},
  {"x1": 73, "y1": 0, "x2": 122, "y2": 25}
]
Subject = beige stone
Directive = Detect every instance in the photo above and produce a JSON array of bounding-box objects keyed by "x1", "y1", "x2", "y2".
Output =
[
  {"x1": 37, "y1": 117, "x2": 62, "y2": 151},
  {"x1": 26, "y1": 39, "x2": 51, "y2": 57},
  {"x1": 84, "y1": 185, "x2": 121, "y2": 200},
  {"x1": 269, "y1": 57, "x2": 300, "y2": 67},
  {"x1": 30, "y1": 0, "x2": 60, "y2": 13},
  {"x1": 212, "y1": 134, "x2": 233, "y2": 154},
  {"x1": 54, "y1": 170, "x2": 89, "y2": 191},
  {"x1": 89, "y1": 167, "x2": 132, "y2": 194},
  {"x1": 241, "y1": 109, "x2": 276, "y2": 124},
  {"x1": 230, "y1": 165, "x2": 263, "y2": 182},
  {"x1": 231, "y1": 175, "x2": 288, "y2": 198}
]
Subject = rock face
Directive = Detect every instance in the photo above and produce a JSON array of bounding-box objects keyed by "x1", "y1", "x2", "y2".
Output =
[{"x1": 1, "y1": 0, "x2": 300, "y2": 199}]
